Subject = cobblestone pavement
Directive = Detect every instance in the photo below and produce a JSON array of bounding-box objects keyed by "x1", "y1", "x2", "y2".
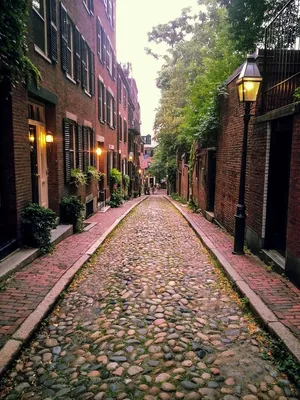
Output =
[{"x1": 1, "y1": 197, "x2": 298, "y2": 400}]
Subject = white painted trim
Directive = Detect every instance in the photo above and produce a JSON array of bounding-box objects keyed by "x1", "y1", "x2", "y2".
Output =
[
  {"x1": 97, "y1": 135, "x2": 105, "y2": 142},
  {"x1": 66, "y1": 111, "x2": 77, "y2": 122},
  {"x1": 98, "y1": 74, "x2": 104, "y2": 83},
  {"x1": 109, "y1": 144, "x2": 114, "y2": 150},
  {"x1": 262, "y1": 122, "x2": 271, "y2": 239}
]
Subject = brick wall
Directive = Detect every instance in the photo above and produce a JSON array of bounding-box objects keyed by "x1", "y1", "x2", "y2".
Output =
[
  {"x1": 192, "y1": 148, "x2": 208, "y2": 212},
  {"x1": 287, "y1": 113, "x2": 300, "y2": 260}
]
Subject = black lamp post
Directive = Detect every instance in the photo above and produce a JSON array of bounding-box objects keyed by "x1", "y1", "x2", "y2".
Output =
[{"x1": 233, "y1": 56, "x2": 262, "y2": 255}]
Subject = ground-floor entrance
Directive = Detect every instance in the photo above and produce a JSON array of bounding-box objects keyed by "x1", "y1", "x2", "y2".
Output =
[
  {"x1": 28, "y1": 101, "x2": 49, "y2": 208},
  {"x1": 265, "y1": 117, "x2": 293, "y2": 256}
]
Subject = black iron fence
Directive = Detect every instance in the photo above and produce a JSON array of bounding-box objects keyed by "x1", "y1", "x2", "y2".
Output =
[{"x1": 263, "y1": 0, "x2": 300, "y2": 112}]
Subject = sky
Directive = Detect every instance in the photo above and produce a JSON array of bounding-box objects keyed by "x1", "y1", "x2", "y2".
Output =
[{"x1": 116, "y1": 0, "x2": 200, "y2": 136}]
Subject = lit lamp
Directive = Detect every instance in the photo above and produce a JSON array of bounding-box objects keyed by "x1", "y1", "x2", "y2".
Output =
[
  {"x1": 96, "y1": 147, "x2": 102, "y2": 156},
  {"x1": 233, "y1": 55, "x2": 262, "y2": 255},
  {"x1": 29, "y1": 132, "x2": 35, "y2": 142},
  {"x1": 138, "y1": 169, "x2": 142, "y2": 174},
  {"x1": 129, "y1": 151, "x2": 134, "y2": 161},
  {"x1": 46, "y1": 131, "x2": 54, "y2": 143}
]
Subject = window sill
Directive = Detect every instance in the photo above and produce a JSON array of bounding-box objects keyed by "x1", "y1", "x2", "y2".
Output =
[
  {"x1": 66, "y1": 74, "x2": 77, "y2": 85},
  {"x1": 34, "y1": 45, "x2": 52, "y2": 64},
  {"x1": 84, "y1": 90, "x2": 92, "y2": 98}
]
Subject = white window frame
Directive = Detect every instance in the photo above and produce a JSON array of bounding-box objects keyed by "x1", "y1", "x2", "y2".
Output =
[
  {"x1": 85, "y1": 44, "x2": 91, "y2": 94},
  {"x1": 83, "y1": 0, "x2": 90, "y2": 13},
  {"x1": 106, "y1": 40, "x2": 113, "y2": 76},
  {"x1": 32, "y1": 0, "x2": 48, "y2": 56},
  {"x1": 108, "y1": 92, "x2": 114, "y2": 128},
  {"x1": 66, "y1": 17, "x2": 75, "y2": 80}
]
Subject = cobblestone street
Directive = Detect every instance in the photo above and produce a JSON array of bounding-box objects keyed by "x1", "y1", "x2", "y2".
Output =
[{"x1": 0, "y1": 197, "x2": 298, "y2": 400}]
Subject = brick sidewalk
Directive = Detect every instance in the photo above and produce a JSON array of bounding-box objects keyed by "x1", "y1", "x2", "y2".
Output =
[
  {"x1": 170, "y1": 200, "x2": 300, "y2": 340},
  {"x1": 0, "y1": 197, "x2": 144, "y2": 350}
]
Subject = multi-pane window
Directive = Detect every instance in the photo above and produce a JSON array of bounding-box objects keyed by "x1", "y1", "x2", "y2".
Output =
[
  {"x1": 106, "y1": 91, "x2": 115, "y2": 128},
  {"x1": 106, "y1": 41, "x2": 113, "y2": 76},
  {"x1": 83, "y1": 0, "x2": 94, "y2": 13},
  {"x1": 97, "y1": 18, "x2": 103, "y2": 61},
  {"x1": 118, "y1": 77, "x2": 122, "y2": 103},
  {"x1": 66, "y1": 17, "x2": 74, "y2": 78},
  {"x1": 82, "y1": 42, "x2": 90, "y2": 93},
  {"x1": 98, "y1": 79, "x2": 105, "y2": 122},
  {"x1": 32, "y1": 0, "x2": 47, "y2": 53}
]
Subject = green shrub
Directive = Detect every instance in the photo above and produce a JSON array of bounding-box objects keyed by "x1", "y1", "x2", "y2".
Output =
[
  {"x1": 87, "y1": 166, "x2": 105, "y2": 183},
  {"x1": 60, "y1": 195, "x2": 84, "y2": 232},
  {"x1": 123, "y1": 174, "x2": 130, "y2": 188},
  {"x1": 21, "y1": 203, "x2": 57, "y2": 254},
  {"x1": 133, "y1": 191, "x2": 139, "y2": 198},
  {"x1": 71, "y1": 168, "x2": 87, "y2": 186},
  {"x1": 110, "y1": 168, "x2": 122, "y2": 186},
  {"x1": 109, "y1": 189, "x2": 124, "y2": 208}
]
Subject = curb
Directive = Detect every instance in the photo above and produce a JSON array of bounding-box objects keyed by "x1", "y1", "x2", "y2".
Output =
[
  {"x1": 0, "y1": 197, "x2": 146, "y2": 378},
  {"x1": 165, "y1": 196, "x2": 300, "y2": 364}
]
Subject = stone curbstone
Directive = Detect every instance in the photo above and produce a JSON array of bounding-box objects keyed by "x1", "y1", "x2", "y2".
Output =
[
  {"x1": 165, "y1": 195, "x2": 300, "y2": 364},
  {"x1": 0, "y1": 196, "x2": 146, "y2": 379}
]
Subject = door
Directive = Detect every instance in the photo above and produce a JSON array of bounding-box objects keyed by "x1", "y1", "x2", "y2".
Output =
[
  {"x1": 206, "y1": 149, "x2": 216, "y2": 211},
  {"x1": 29, "y1": 122, "x2": 49, "y2": 208},
  {"x1": 265, "y1": 117, "x2": 293, "y2": 255}
]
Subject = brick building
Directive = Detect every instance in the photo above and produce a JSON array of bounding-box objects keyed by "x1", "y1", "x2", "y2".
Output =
[
  {"x1": 0, "y1": 0, "x2": 141, "y2": 259},
  {"x1": 188, "y1": 1, "x2": 300, "y2": 285}
]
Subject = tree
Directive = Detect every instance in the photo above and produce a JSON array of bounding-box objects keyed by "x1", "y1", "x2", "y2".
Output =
[{"x1": 213, "y1": 0, "x2": 288, "y2": 53}]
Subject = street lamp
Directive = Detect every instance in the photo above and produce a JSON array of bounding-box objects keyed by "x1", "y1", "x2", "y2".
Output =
[{"x1": 233, "y1": 56, "x2": 262, "y2": 255}]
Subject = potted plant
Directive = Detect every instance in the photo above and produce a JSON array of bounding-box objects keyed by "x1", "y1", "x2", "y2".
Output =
[
  {"x1": 60, "y1": 195, "x2": 84, "y2": 233},
  {"x1": 71, "y1": 168, "x2": 87, "y2": 187},
  {"x1": 87, "y1": 166, "x2": 105, "y2": 183}
]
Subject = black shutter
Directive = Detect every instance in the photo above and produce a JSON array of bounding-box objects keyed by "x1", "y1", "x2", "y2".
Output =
[
  {"x1": 113, "y1": 151, "x2": 117, "y2": 169},
  {"x1": 83, "y1": 127, "x2": 88, "y2": 172},
  {"x1": 63, "y1": 118, "x2": 71, "y2": 183},
  {"x1": 101, "y1": 27, "x2": 106, "y2": 64},
  {"x1": 91, "y1": 129, "x2": 95, "y2": 166},
  {"x1": 77, "y1": 124, "x2": 83, "y2": 171},
  {"x1": 89, "y1": 0, "x2": 94, "y2": 13},
  {"x1": 106, "y1": 90, "x2": 111, "y2": 126},
  {"x1": 60, "y1": 3, "x2": 67, "y2": 72},
  {"x1": 103, "y1": 84, "x2": 106, "y2": 122},
  {"x1": 75, "y1": 27, "x2": 81, "y2": 83},
  {"x1": 49, "y1": 0, "x2": 58, "y2": 63},
  {"x1": 81, "y1": 36, "x2": 87, "y2": 89},
  {"x1": 96, "y1": 18, "x2": 100, "y2": 58},
  {"x1": 90, "y1": 50, "x2": 95, "y2": 96},
  {"x1": 107, "y1": 151, "x2": 111, "y2": 185},
  {"x1": 98, "y1": 79, "x2": 101, "y2": 121},
  {"x1": 113, "y1": 98, "x2": 116, "y2": 128}
]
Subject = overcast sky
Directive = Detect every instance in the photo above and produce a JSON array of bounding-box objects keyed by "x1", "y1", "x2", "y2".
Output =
[{"x1": 116, "y1": 0, "x2": 199, "y2": 136}]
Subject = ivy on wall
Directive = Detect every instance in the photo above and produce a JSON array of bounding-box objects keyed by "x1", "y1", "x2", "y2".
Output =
[{"x1": 0, "y1": 0, "x2": 40, "y2": 86}]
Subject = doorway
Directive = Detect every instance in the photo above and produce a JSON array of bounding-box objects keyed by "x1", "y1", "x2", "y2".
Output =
[
  {"x1": 265, "y1": 117, "x2": 293, "y2": 255},
  {"x1": 28, "y1": 102, "x2": 49, "y2": 208}
]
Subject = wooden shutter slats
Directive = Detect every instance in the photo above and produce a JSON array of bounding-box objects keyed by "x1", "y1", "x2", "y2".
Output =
[
  {"x1": 106, "y1": 89, "x2": 111, "y2": 126},
  {"x1": 83, "y1": 127, "x2": 88, "y2": 173},
  {"x1": 63, "y1": 118, "x2": 71, "y2": 183},
  {"x1": 77, "y1": 124, "x2": 83, "y2": 171},
  {"x1": 75, "y1": 27, "x2": 81, "y2": 83},
  {"x1": 90, "y1": 50, "x2": 95, "y2": 96},
  {"x1": 49, "y1": 0, "x2": 58, "y2": 63},
  {"x1": 60, "y1": 3, "x2": 68, "y2": 72},
  {"x1": 81, "y1": 36, "x2": 87, "y2": 89}
]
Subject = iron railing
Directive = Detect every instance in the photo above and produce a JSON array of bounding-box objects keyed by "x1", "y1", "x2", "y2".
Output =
[{"x1": 263, "y1": 0, "x2": 300, "y2": 112}]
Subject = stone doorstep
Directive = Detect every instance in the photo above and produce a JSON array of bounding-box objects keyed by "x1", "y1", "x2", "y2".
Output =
[
  {"x1": 0, "y1": 197, "x2": 146, "y2": 379},
  {"x1": 261, "y1": 248, "x2": 285, "y2": 273},
  {"x1": 98, "y1": 205, "x2": 111, "y2": 213},
  {"x1": 165, "y1": 195, "x2": 300, "y2": 365},
  {"x1": 0, "y1": 224, "x2": 73, "y2": 281}
]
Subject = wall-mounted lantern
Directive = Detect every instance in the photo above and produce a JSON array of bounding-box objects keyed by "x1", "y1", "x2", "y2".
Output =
[
  {"x1": 96, "y1": 147, "x2": 102, "y2": 156},
  {"x1": 46, "y1": 131, "x2": 54, "y2": 143}
]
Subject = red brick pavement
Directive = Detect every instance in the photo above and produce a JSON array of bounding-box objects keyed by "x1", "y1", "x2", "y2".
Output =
[
  {"x1": 180, "y1": 206, "x2": 300, "y2": 339},
  {"x1": 0, "y1": 198, "x2": 143, "y2": 349}
]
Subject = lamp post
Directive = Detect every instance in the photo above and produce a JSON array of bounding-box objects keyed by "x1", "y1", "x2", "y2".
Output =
[{"x1": 233, "y1": 56, "x2": 262, "y2": 255}]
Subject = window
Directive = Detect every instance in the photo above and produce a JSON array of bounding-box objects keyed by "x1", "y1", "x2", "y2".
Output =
[
  {"x1": 97, "y1": 18, "x2": 103, "y2": 62},
  {"x1": 83, "y1": 0, "x2": 94, "y2": 14},
  {"x1": 32, "y1": 0, "x2": 47, "y2": 53},
  {"x1": 108, "y1": 0, "x2": 112, "y2": 24},
  {"x1": 85, "y1": 43, "x2": 90, "y2": 93},
  {"x1": 98, "y1": 79, "x2": 105, "y2": 122},
  {"x1": 63, "y1": 119, "x2": 83, "y2": 183},
  {"x1": 118, "y1": 115, "x2": 122, "y2": 141},
  {"x1": 124, "y1": 119, "x2": 127, "y2": 143},
  {"x1": 83, "y1": 127, "x2": 95, "y2": 172},
  {"x1": 123, "y1": 87, "x2": 127, "y2": 109},
  {"x1": 118, "y1": 77, "x2": 122, "y2": 103},
  {"x1": 106, "y1": 41, "x2": 112, "y2": 75},
  {"x1": 66, "y1": 17, "x2": 74, "y2": 78},
  {"x1": 69, "y1": 123, "x2": 76, "y2": 170},
  {"x1": 106, "y1": 91, "x2": 116, "y2": 129}
]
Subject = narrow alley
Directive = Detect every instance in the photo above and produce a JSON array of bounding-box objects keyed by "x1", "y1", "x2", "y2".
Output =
[{"x1": 0, "y1": 197, "x2": 297, "y2": 400}]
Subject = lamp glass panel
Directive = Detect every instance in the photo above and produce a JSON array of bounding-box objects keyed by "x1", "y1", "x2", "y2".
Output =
[{"x1": 237, "y1": 79, "x2": 261, "y2": 103}]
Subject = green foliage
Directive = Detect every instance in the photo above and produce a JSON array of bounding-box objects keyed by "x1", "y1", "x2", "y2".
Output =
[
  {"x1": 133, "y1": 191, "x2": 139, "y2": 198},
  {"x1": 21, "y1": 203, "x2": 57, "y2": 254},
  {"x1": 123, "y1": 174, "x2": 130, "y2": 188},
  {"x1": 171, "y1": 193, "x2": 187, "y2": 204},
  {"x1": 294, "y1": 87, "x2": 300, "y2": 102},
  {"x1": 60, "y1": 195, "x2": 84, "y2": 233},
  {"x1": 216, "y1": 0, "x2": 287, "y2": 53},
  {"x1": 109, "y1": 189, "x2": 124, "y2": 208},
  {"x1": 110, "y1": 168, "x2": 122, "y2": 186},
  {"x1": 87, "y1": 166, "x2": 105, "y2": 182},
  {"x1": 0, "y1": 0, "x2": 40, "y2": 85},
  {"x1": 71, "y1": 168, "x2": 87, "y2": 187}
]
